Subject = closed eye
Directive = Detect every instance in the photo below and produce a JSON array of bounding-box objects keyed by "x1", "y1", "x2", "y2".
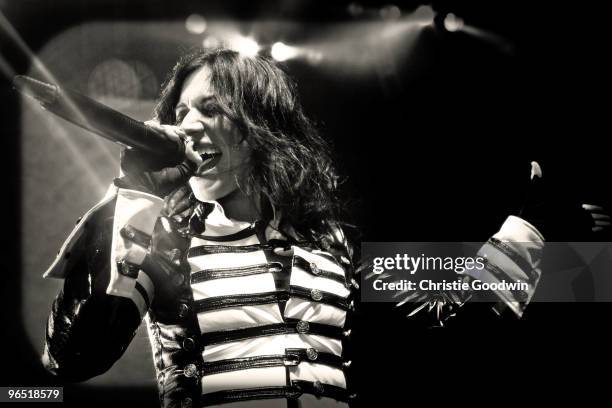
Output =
[{"x1": 199, "y1": 102, "x2": 221, "y2": 117}]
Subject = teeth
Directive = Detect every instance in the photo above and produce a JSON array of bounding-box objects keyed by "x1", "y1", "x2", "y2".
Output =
[{"x1": 200, "y1": 152, "x2": 221, "y2": 160}]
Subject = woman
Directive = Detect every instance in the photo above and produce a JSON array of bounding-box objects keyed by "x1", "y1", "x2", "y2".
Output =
[
  {"x1": 43, "y1": 49, "x2": 357, "y2": 408},
  {"x1": 42, "y1": 48, "x2": 550, "y2": 408}
]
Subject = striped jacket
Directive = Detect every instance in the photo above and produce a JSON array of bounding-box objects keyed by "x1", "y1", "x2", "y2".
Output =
[
  {"x1": 41, "y1": 187, "x2": 544, "y2": 407},
  {"x1": 42, "y1": 187, "x2": 357, "y2": 408}
]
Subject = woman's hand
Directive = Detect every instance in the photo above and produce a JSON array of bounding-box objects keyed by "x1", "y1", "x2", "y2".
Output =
[
  {"x1": 582, "y1": 204, "x2": 612, "y2": 236},
  {"x1": 144, "y1": 120, "x2": 203, "y2": 165},
  {"x1": 115, "y1": 120, "x2": 202, "y2": 197}
]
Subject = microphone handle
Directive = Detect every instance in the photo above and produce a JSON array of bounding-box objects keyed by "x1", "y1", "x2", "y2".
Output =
[{"x1": 14, "y1": 75, "x2": 185, "y2": 167}]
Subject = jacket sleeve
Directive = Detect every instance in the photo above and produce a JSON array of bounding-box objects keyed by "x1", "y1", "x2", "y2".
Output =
[
  {"x1": 389, "y1": 215, "x2": 546, "y2": 326},
  {"x1": 42, "y1": 186, "x2": 162, "y2": 381},
  {"x1": 464, "y1": 215, "x2": 545, "y2": 317}
]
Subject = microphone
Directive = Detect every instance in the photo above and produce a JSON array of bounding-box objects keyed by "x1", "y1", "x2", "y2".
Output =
[{"x1": 13, "y1": 75, "x2": 185, "y2": 166}]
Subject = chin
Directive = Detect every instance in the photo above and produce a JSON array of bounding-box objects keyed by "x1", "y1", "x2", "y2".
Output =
[{"x1": 189, "y1": 176, "x2": 237, "y2": 202}]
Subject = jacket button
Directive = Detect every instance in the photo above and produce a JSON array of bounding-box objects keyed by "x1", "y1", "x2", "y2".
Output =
[
  {"x1": 296, "y1": 320, "x2": 310, "y2": 334},
  {"x1": 178, "y1": 303, "x2": 190, "y2": 318},
  {"x1": 169, "y1": 248, "x2": 182, "y2": 260},
  {"x1": 309, "y1": 262, "x2": 320, "y2": 275},
  {"x1": 122, "y1": 225, "x2": 136, "y2": 240},
  {"x1": 306, "y1": 348, "x2": 318, "y2": 361},
  {"x1": 182, "y1": 337, "x2": 196, "y2": 352},
  {"x1": 310, "y1": 289, "x2": 323, "y2": 301},
  {"x1": 183, "y1": 364, "x2": 198, "y2": 378},
  {"x1": 181, "y1": 397, "x2": 193, "y2": 408},
  {"x1": 169, "y1": 248, "x2": 182, "y2": 266},
  {"x1": 118, "y1": 260, "x2": 139, "y2": 278}
]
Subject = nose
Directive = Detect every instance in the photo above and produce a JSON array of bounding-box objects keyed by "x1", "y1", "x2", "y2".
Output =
[
  {"x1": 180, "y1": 108, "x2": 205, "y2": 130},
  {"x1": 180, "y1": 109, "x2": 205, "y2": 137},
  {"x1": 181, "y1": 121, "x2": 205, "y2": 136}
]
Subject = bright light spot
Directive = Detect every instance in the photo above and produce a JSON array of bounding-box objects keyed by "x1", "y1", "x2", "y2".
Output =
[
  {"x1": 271, "y1": 42, "x2": 299, "y2": 62},
  {"x1": 380, "y1": 5, "x2": 401, "y2": 20},
  {"x1": 413, "y1": 5, "x2": 435, "y2": 26},
  {"x1": 228, "y1": 36, "x2": 260, "y2": 57},
  {"x1": 444, "y1": 13, "x2": 464, "y2": 32},
  {"x1": 185, "y1": 14, "x2": 207, "y2": 34},
  {"x1": 202, "y1": 36, "x2": 220, "y2": 49}
]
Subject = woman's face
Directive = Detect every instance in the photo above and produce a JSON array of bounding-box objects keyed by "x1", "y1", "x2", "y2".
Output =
[{"x1": 175, "y1": 66, "x2": 251, "y2": 201}]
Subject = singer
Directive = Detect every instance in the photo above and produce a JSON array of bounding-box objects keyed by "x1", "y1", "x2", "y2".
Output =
[
  {"x1": 40, "y1": 48, "x2": 550, "y2": 408},
  {"x1": 42, "y1": 48, "x2": 357, "y2": 408}
]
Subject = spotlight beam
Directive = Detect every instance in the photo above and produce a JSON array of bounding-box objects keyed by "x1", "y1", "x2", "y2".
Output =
[
  {"x1": 0, "y1": 54, "x2": 16, "y2": 78},
  {"x1": 1, "y1": 10, "x2": 121, "y2": 189}
]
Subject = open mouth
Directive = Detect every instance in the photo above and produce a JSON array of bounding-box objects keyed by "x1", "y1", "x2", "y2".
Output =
[{"x1": 197, "y1": 152, "x2": 222, "y2": 173}]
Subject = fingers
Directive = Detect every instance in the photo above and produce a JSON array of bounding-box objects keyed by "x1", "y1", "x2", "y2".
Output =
[
  {"x1": 145, "y1": 120, "x2": 184, "y2": 143},
  {"x1": 163, "y1": 186, "x2": 192, "y2": 220},
  {"x1": 184, "y1": 138, "x2": 203, "y2": 165},
  {"x1": 582, "y1": 204, "x2": 605, "y2": 212},
  {"x1": 180, "y1": 122, "x2": 204, "y2": 165},
  {"x1": 145, "y1": 120, "x2": 203, "y2": 143},
  {"x1": 530, "y1": 161, "x2": 542, "y2": 180},
  {"x1": 164, "y1": 185, "x2": 192, "y2": 216},
  {"x1": 582, "y1": 203, "x2": 612, "y2": 233},
  {"x1": 591, "y1": 213, "x2": 612, "y2": 222},
  {"x1": 172, "y1": 207, "x2": 193, "y2": 224},
  {"x1": 147, "y1": 120, "x2": 202, "y2": 165}
]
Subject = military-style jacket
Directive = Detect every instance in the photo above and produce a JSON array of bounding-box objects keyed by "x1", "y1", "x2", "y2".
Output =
[
  {"x1": 42, "y1": 187, "x2": 359, "y2": 408},
  {"x1": 42, "y1": 187, "x2": 544, "y2": 408}
]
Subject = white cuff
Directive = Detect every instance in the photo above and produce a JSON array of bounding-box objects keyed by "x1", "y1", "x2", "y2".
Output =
[
  {"x1": 469, "y1": 215, "x2": 545, "y2": 317},
  {"x1": 107, "y1": 188, "x2": 163, "y2": 317}
]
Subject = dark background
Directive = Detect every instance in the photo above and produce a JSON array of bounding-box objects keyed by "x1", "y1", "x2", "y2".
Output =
[{"x1": 1, "y1": 0, "x2": 610, "y2": 406}]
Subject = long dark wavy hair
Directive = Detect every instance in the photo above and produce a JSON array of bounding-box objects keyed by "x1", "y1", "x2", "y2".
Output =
[{"x1": 154, "y1": 48, "x2": 347, "y2": 248}]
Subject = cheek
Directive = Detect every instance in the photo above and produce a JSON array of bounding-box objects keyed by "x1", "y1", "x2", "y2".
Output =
[
  {"x1": 227, "y1": 148, "x2": 251, "y2": 167},
  {"x1": 218, "y1": 118, "x2": 244, "y2": 146}
]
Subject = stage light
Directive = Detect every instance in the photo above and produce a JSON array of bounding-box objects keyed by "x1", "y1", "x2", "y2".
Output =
[
  {"x1": 443, "y1": 13, "x2": 464, "y2": 32},
  {"x1": 348, "y1": 3, "x2": 364, "y2": 17},
  {"x1": 271, "y1": 42, "x2": 299, "y2": 62},
  {"x1": 380, "y1": 5, "x2": 401, "y2": 20},
  {"x1": 185, "y1": 14, "x2": 207, "y2": 34},
  {"x1": 202, "y1": 36, "x2": 220, "y2": 49},
  {"x1": 229, "y1": 36, "x2": 260, "y2": 57},
  {"x1": 413, "y1": 5, "x2": 435, "y2": 27}
]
